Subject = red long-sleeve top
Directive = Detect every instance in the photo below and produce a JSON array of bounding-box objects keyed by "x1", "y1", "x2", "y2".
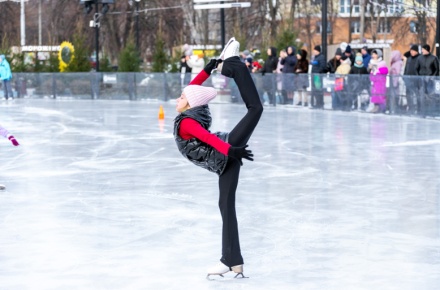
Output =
[{"x1": 178, "y1": 70, "x2": 231, "y2": 156}]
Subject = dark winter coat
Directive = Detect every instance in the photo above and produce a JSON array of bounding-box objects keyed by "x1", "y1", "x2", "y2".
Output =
[
  {"x1": 280, "y1": 46, "x2": 297, "y2": 91},
  {"x1": 415, "y1": 53, "x2": 439, "y2": 76},
  {"x1": 362, "y1": 53, "x2": 371, "y2": 69},
  {"x1": 294, "y1": 49, "x2": 309, "y2": 90},
  {"x1": 174, "y1": 105, "x2": 229, "y2": 176},
  {"x1": 348, "y1": 65, "x2": 369, "y2": 92},
  {"x1": 311, "y1": 53, "x2": 326, "y2": 74},
  {"x1": 403, "y1": 53, "x2": 420, "y2": 90},
  {"x1": 404, "y1": 53, "x2": 419, "y2": 76},
  {"x1": 311, "y1": 53, "x2": 326, "y2": 91},
  {"x1": 325, "y1": 57, "x2": 341, "y2": 74},
  {"x1": 261, "y1": 47, "x2": 278, "y2": 91},
  {"x1": 280, "y1": 46, "x2": 297, "y2": 73}
]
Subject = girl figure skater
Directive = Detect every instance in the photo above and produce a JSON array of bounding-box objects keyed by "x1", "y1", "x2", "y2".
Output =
[
  {"x1": 173, "y1": 38, "x2": 263, "y2": 278},
  {"x1": 0, "y1": 124, "x2": 19, "y2": 190}
]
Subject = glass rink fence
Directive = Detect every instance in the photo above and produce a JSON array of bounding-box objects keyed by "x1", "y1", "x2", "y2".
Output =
[{"x1": 3, "y1": 72, "x2": 440, "y2": 118}]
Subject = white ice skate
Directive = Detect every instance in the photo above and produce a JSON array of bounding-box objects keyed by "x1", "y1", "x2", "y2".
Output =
[
  {"x1": 218, "y1": 37, "x2": 236, "y2": 60},
  {"x1": 206, "y1": 262, "x2": 247, "y2": 280},
  {"x1": 0, "y1": 184, "x2": 5, "y2": 190},
  {"x1": 216, "y1": 40, "x2": 240, "y2": 73}
]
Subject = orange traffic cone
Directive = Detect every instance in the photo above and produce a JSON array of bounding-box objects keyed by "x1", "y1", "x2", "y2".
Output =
[{"x1": 158, "y1": 105, "x2": 165, "y2": 120}]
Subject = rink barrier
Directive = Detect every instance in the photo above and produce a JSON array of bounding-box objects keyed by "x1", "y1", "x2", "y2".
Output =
[{"x1": 3, "y1": 72, "x2": 440, "y2": 118}]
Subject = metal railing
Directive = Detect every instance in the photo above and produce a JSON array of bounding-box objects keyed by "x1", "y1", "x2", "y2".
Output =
[{"x1": 3, "y1": 72, "x2": 440, "y2": 118}]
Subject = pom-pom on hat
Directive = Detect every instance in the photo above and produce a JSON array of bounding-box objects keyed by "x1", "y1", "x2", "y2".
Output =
[{"x1": 183, "y1": 85, "x2": 217, "y2": 108}]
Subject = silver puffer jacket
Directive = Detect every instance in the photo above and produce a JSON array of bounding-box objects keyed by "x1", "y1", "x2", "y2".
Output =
[{"x1": 174, "y1": 105, "x2": 229, "y2": 176}]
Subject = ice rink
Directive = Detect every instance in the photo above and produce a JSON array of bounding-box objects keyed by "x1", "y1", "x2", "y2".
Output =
[{"x1": 1, "y1": 99, "x2": 440, "y2": 290}]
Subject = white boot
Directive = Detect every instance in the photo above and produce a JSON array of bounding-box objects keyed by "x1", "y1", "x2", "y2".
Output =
[
  {"x1": 207, "y1": 262, "x2": 230, "y2": 277},
  {"x1": 219, "y1": 37, "x2": 236, "y2": 60},
  {"x1": 206, "y1": 262, "x2": 246, "y2": 279},
  {"x1": 217, "y1": 40, "x2": 240, "y2": 73}
]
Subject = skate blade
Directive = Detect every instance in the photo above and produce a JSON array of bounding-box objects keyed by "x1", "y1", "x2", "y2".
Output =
[
  {"x1": 206, "y1": 273, "x2": 224, "y2": 281},
  {"x1": 206, "y1": 273, "x2": 249, "y2": 281},
  {"x1": 234, "y1": 273, "x2": 248, "y2": 279}
]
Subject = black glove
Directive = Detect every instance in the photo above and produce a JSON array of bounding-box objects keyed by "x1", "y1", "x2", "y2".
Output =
[
  {"x1": 228, "y1": 145, "x2": 254, "y2": 166},
  {"x1": 203, "y1": 59, "x2": 218, "y2": 75}
]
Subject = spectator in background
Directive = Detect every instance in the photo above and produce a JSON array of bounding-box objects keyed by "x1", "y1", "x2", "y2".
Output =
[
  {"x1": 186, "y1": 52, "x2": 205, "y2": 80},
  {"x1": 334, "y1": 55, "x2": 352, "y2": 110},
  {"x1": 276, "y1": 49, "x2": 286, "y2": 104},
  {"x1": 415, "y1": 44, "x2": 439, "y2": 76},
  {"x1": 294, "y1": 49, "x2": 309, "y2": 106},
  {"x1": 180, "y1": 55, "x2": 192, "y2": 87},
  {"x1": 389, "y1": 50, "x2": 403, "y2": 113},
  {"x1": 369, "y1": 49, "x2": 388, "y2": 113},
  {"x1": 0, "y1": 55, "x2": 13, "y2": 100},
  {"x1": 252, "y1": 60, "x2": 263, "y2": 73},
  {"x1": 361, "y1": 46, "x2": 371, "y2": 69},
  {"x1": 403, "y1": 45, "x2": 420, "y2": 114},
  {"x1": 349, "y1": 54, "x2": 369, "y2": 110},
  {"x1": 325, "y1": 48, "x2": 342, "y2": 74},
  {"x1": 280, "y1": 46, "x2": 297, "y2": 104},
  {"x1": 240, "y1": 50, "x2": 251, "y2": 63},
  {"x1": 415, "y1": 44, "x2": 439, "y2": 116},
  {"x1": 326, "y1": 48, "x2": 343, "y2": 109},
  {"x1": 310, "y1": 45, "x2": 326, "y2": 109},
  {"x1": 245, "y1": 57, "x2": 253, "y2": 73},
  {"x1": 344, "y1": 45, "x2": 355, "y2": 67},
  {"x1": 260, "y1": 47, "x2": 278, "y2": 105}
]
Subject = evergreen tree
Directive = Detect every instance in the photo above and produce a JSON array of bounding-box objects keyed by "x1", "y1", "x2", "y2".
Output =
[
  {"x1": 45, "y1": 53, "x2": 60, "y2": 72},
  {"x1": 275, "y1": 29, "x2": 302, "y2": 55},
  {"x1": 10, "y1": 53, "x2": 29, "y2": 72},
  {"x1": 151, "y1": 37, "x2": 168, "y2": 72},
  {"x1": 118, "y1": 42, "x2": 141, "y2": 72},
  {"x1": 66, "y1": 34, "x2": 91, "y2": 72},
  {"x1": 99, "y1": 54, "x2": 113, "y2": 72}
]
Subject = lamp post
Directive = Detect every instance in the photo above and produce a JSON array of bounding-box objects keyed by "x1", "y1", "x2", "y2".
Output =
[
  {"x1": 80, "y1": 0, "x2": 114, "y2": 72},
  {"x1": 321, "y1": 0, "x2": 327, "y2": 60},
  {"x1": 436, "y1": 0, "x2": 440, "y2": 57},
  {"x1": 20, "y1": 0, "x2": 25, "y2": 46},
  {"x1": 135, "y1": 0, "x2": 140, "y2": 52}
]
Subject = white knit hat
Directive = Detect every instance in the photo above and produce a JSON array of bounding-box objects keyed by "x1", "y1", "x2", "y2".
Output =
[{"x1": 183, "y1": 85, "x2": 217, "y2": 108}]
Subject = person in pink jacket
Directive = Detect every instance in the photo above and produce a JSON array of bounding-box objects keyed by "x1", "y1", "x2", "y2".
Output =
[{"x1": 369, "y1": 49, "x2": 389, "y2": 113}]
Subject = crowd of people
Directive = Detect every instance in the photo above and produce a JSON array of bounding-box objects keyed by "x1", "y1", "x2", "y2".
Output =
[
  {"x1": 246, "y1": 43, "x2": 439, "y2": 115},
  {"x1": 180, "y1": 42, "x2": 440, "y2": 116}
]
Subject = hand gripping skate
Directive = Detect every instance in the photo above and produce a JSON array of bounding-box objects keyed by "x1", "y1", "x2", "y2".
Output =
[{"x1": 206, "y1": 263, "x2": 248, "y2": 280}]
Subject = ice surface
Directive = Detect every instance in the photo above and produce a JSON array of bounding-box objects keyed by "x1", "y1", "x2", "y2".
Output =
[{"x1": 1, "y1": 99, "x2": 440, "y2": 290}]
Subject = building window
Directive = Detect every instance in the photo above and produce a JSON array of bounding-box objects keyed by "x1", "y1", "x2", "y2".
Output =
[
  {"x1": 377, "y1": 19, "x2": 391, "y2": 34},
  {"x1": 316, "y1": 21, "x2": 332, "y2": 34},
  {"x1": 340, "y1": 0, "x2": 349, "y2": 13},
  {"x1": 340, "y1": 0, "x2": 359, "y2": 14},
  {"x1": 351, "y1": 21, "x2": 360, "y2": 34},
  {"x1": 409, "y1": 21, "x2": 418, "y2": 34},
  {"x1": 387, "y1": 0, "x2": 403, "y2": 14}
]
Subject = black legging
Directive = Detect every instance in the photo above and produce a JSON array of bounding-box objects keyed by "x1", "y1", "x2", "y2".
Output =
[{"x1": 218, "y1": 56, "x2": 263, "y2": 267}]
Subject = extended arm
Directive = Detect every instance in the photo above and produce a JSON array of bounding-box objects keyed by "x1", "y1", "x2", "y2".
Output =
[
  {"x1": 179, "y1": 118, "x2": 253, "y2": 165},
  {"x1": 189, "y1": 59, "x2": 218, "y2": 85}
]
